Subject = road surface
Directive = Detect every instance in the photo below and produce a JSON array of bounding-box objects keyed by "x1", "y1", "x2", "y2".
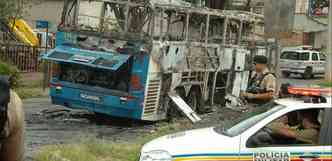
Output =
[{"x1": 23, "y1": 76, "x2": 324, "y2": 160}]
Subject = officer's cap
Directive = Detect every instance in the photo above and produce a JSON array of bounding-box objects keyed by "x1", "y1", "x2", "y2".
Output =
[{"x1": 254, "y1": 55, "x2": 268, "y2": 64}]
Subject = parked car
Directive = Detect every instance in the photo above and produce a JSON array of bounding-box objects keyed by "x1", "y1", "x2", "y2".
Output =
[{"x1": 280, "y1": 47, "x2": 326, "y2": 79}]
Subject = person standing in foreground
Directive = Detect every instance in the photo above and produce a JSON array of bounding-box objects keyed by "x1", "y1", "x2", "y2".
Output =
[
  {"x1": 241, "y1": 55, "x2": 278, "y2": 105},
  {"x1": 0, "y1": 76, "x2": 24, "y2": 161}
]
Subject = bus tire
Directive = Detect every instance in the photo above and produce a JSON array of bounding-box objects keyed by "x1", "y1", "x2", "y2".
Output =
[
  {"x1": 187, "y1": 91, "x2": 198, "y2": 112},
  {"x1": 186, "y1": 88, "x2": 204, "y2": 114},
  {"x1": 166, "y1": 88, "x2": 185, "y2": 121}
]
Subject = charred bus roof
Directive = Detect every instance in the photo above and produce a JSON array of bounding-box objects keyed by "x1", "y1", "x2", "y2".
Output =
[{"x1": 59, "y1": 0, "x2": 264, "y2": 43}]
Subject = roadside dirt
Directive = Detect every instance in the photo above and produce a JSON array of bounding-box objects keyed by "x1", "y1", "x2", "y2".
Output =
[
  {"x1": 24, "y1": 76, "x2": 321, "y2": 161},
  {"x1": 24, "y1": 97, "x2": 241, "y2": 161}
]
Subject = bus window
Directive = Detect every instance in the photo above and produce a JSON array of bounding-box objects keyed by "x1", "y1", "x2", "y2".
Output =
[{"x1": 58, "y1": 62, "x2": 131, "y2": 92}]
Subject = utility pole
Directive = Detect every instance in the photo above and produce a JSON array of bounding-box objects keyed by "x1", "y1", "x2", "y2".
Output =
[{"x1": 325, "y1": 0, "x2": 332, "y2": 81}]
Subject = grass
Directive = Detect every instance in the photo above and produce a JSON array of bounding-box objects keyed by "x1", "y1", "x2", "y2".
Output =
[
  {"x1": 15, "y1": 88, "x2": 47, "y2": 99},
  {"x1": 34, "y1": 121, "x2": 193, "y2": 161},
  {"x1": 1, "y1": 60, "x2": 47, "y2": 99},
  {"x1": 318, "y1": 81, "x2": 332, "y2": 87},
  {"x1": 0, "y1": 61, "x2": 21, "y2": 87},
  {"x1": 34, "y1": 140, "x2": 141, "y2": 161},
  {"x1": 14, "y1": 73, "x2": 48, "y2": 99}
]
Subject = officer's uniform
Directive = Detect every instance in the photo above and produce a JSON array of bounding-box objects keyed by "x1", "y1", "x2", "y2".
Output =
[
  {"x1": 268, "y1": 122, "x2": 319, "y2": 144},
  {"x1": 0, "y1": 76, "x2": 24, "y2": 161},
  {"x1": 249, "y1": 68, "x2": 278, "y2": 97},
  {"x1": 246, "y1": 68, "x2": 278, "y2": 104}
]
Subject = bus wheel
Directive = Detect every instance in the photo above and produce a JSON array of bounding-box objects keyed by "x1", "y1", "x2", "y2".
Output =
[
  {"x1": 187, "y1": 91, "x2": 198, "y2": 112},
  {"x1": 187, "y1": 89, "x2": 204, "y2": 114},
  {"x1": 166, "y1": 88, "x2": 185, "y2": 121},
  {"x1": 166, "y1": 102, "x2": 182, "y2": 122}
]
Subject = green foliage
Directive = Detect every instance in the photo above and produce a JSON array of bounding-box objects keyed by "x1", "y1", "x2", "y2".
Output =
[
  {"x1": 15, "y1": 83, "x2": 47, "y2": 99},
  {"x1": 15, "y1": 72, "x2": 47, "y2": 99},
  {"x1": 34, "y1": 140, "x2": 141, "y2": 161},
  {"x1": 0, "y1": 61, "x2": 21, "y2": 88},
  {"x1": 0, "y1": 61, "x2": 46, "y2": 99},
  {"x1": 184, "y1": 0, "x2": 201, "y2": 4},
  {"x1": 0, "y1": 0, "x2": 28, "y2": 19},
  {"x1": 183, "y1": 0, "x2": 212, "y2": 6},
  {"x1": 318, "y1": 81, "x2": 332, "y2": 87}
]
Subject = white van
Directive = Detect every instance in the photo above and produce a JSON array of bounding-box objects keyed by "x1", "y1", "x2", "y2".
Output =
[{"x1": 280, "y1": 48, "x2": 326, "y2": 79}]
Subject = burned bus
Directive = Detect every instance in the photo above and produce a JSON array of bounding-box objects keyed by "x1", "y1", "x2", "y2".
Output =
[{"x1": 42, "y1": 0, "x2": 279, "y2": 122}]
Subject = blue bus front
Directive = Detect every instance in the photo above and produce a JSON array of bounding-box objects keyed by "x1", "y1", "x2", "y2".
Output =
[{"x1": 43, "y1": 32, "x2": 152, "y2": 120}]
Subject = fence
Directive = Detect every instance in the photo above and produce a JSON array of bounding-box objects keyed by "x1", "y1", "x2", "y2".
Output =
[{"x1": 0, "y1": 43, "x2": 50, "y2": 72}]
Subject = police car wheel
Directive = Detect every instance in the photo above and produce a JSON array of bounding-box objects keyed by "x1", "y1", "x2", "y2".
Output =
[
  {"x1": 302, "y1": 67, "x2": 313, "y2": 79},
  {"x1": 282, "y1": 71, "x2": 290, "y2": 78}
]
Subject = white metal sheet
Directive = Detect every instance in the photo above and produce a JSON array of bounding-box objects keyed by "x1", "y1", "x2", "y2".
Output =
[
  {"x1": 232, "y1": 72, "x2": 242, "y2": 97},
  {"x1": 168, "y1": 92, "x2": 201, "y2": 123},
  {"x1": 222, "y1": 48, "x2": 234, "y2": 70},
  {"x1": 234, "y1": 49, "x2": 248, "y2": 71},
  {"x1": 240, "y1": 71, "x2": 250, "y2": 91},
  {"x1": 257, "y1": 48, "x2": 267, "y2": 56}
]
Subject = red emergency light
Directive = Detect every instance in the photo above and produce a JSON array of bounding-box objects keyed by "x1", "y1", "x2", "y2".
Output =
[
  {"x1": 288, "y1": 87, "x2": 332, "y2": 97},
  {"x1": 298, "y1": 46, "x2": 320, "y2": 51}
]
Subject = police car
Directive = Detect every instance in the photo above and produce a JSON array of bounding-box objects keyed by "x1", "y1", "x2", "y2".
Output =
[
  {"x1": 280, "y1": 46, "x2": 326, "y2": 79},
  {"x1": 139, "y1": 87, "x2": 332, "y2": 161}
]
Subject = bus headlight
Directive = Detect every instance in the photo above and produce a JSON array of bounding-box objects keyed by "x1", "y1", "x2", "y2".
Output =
[{"x1": 140, "y1": 150, "x2": 173, "y2": 161}]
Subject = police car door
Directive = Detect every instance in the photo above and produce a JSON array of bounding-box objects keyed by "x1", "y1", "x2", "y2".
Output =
[
  {"x1": 240, "y1": 107, "x2": 331, "y2": 161},
  {"x1": 318, "y1": 53, "x2": 326, "y2": 74},
  {"x1": 311, "y1": 53, "x2": 320, "y2": 74}
]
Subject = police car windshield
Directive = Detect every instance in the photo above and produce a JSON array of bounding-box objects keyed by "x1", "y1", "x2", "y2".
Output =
[{"x1": 215, "y1": 103, "x2": 285, "y2": 137}]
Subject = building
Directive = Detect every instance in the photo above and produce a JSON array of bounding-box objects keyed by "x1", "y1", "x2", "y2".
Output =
[
  {"x1": 279, "y1": 0, "x2": 329, "y2": 48},
  {"x1": 23, "y1": 0, "x2": 64, "y2": 32},
  {"x1": 253, "y1": 0, "x2": 328, "y2": 48}
]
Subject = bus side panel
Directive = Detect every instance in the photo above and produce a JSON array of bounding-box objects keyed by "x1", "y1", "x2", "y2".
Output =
[
  {"x1": 127, "y1": 53, "x2": 151, "y2": 120},
  {"x1": 50, "y1": 83, "x2": 146, "y2": 120},
  {"x1": 140, "y1": 53, "x2": 164, "y2": 121},
  {"x1": 50, "y1": 85, "x2": 95, "y2": 112},
  {"x1": 49, "y1": 38, "x2": 151, "y2": 120}
]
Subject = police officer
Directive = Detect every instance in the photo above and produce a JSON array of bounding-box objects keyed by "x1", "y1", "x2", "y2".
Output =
[
  {"x1": 241, "y1": 55, "x2": 277, "y2": 105},
  {"x1": 0, "y1": 76, "x2": 24, "y2": 161},
  {"x1": 268, "y1": 110, "x2": 320, "y2": 144}
]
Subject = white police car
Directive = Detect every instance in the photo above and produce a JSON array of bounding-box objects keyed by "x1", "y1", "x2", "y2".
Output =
[
  {"x1": 140, "y1": 87, "x2": 332, "y2": 161},
  {"x1": 280, "y1": 47, "x2": 326, "y2": 79}
]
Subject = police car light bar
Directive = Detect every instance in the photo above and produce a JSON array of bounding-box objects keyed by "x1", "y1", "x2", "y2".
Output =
[{"x1": 288, "y1": 87, "x2": 332, "y2": 97}]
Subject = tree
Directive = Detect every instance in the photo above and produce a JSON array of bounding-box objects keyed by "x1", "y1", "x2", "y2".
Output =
[
  {"x1": 0, "y1": 0, "x2": 26, "y2": 20},
  {"x1": 184, "y1": 0, "x2": 202, "y2": 4},
  {"x1": 325, "y1": 2, "x2": 331, "y2": 81},
  {"x1": 205, "y1": 0, "x2": 253, "y2": 10},
  {"x1": 206, "y1": 0, "x2": 228, "y2": 9}
]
